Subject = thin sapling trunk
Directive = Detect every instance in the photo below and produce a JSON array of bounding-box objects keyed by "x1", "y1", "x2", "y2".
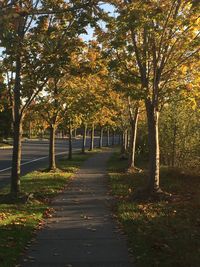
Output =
[
  {"x1": 68, "y1": 122, "x2": 73, "y2": 160},
  {"x1": 106, "y1": 127, "x2": 110, "y2": 147},
  {"x1": 81, "y1": 124, "x2": 87, "y2": 154},
  {"x1": 128, "y1": 106, "x2": 139, "y2": 169},
  {"x1": 145, "y1": 100, "x2": 161, "y2": 193},
  {"x1": 89, "y1": 124, "x2": 94, "y2": 151},
  {"x1": 99, "y1": 127, "x2": 103, "y2": 148}
]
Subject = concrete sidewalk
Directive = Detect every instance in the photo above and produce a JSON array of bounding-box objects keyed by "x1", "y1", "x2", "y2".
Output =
[{"x1": 20, "y1": 151, "x2": 134, "y2": 267}]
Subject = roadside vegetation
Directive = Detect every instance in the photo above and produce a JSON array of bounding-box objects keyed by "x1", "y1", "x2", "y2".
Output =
[
  {"x1": 0, "y1": 152, "x2": 92, "y2": 267},
  {"x1": 108, "y1": 152, "x2": 200, "y2": 267},
  {"x1": 0, "y1": 2, "x2": 199, "y2": 266}
]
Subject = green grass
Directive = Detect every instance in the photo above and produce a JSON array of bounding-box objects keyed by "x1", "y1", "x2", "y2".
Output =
[
  {"x1": 108, "y1": 152, "x2": 200, "y2": 267},
  {"x1": 0, "y1": 152, "x2": 92, "y2": 267}
]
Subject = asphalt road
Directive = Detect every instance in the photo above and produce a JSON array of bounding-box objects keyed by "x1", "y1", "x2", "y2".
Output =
[{"x1": 0, "y1": 137, "x2": 104, "y2": 188}]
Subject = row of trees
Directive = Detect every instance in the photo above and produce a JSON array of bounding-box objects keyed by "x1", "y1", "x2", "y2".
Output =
[
  {"x1": 0, "y1": 0, "x2": 199, "y2": 198},
  {"x1": 101, "y1": 0, "x2": 200, "y2": 197},
  {"x1": 0, "y1": 0, "x2": 128, "y2": 196}
]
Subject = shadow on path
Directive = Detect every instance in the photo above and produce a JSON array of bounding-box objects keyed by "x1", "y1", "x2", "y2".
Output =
[{"x1": 20, "y1": 151, "x2": 134, "y2": 267}]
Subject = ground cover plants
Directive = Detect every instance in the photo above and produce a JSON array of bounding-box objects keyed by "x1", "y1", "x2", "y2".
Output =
[
  {"x1": 0, "y1": 152, "x2": 92, "y2": 267},
  {"x1": 108, "y1": 152, "x2": 200, "y2": 267}
]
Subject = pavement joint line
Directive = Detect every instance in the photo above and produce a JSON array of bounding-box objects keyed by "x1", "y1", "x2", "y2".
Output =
[{"x1": 0, "y1": 150, "x2": 79, "y2": 173}]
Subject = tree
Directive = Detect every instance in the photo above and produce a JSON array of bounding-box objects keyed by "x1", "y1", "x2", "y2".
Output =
[
  {"x1": 0, "y1": 0, "x2": 100, "y2": 195},
  {"x1": 103, "y1": 0, "x2": 200, "y2": 197}
]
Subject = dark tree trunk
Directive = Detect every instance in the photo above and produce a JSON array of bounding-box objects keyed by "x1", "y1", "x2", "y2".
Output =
[
  {"x1": 89, "y1": 124, "x2": 94, "y2": 151},
  {"x1": 10, "y1": 57, "x2": 22, "y2": 195},
  {"x1": 172, "y1": 124, "x2": 177, "y2": 167},
  {"x1": 112, "y1": 129, "x2": 115, "y2": 146},
  {"x1": 128, "y1": 106, "x2": 139, "y2": 169},
  {"x1": 126, "y1": 129, "x2": 129, "y2": 150},
  {"x1": 99, "y1": 127, "x2": 103, "y2": 148},
  {"x1": 82, "y1": 124, "x2": 87, "y2": 154},
  {"x1": 10, "y1": 117, "x2": 23, "y2": 195},
  {"x1": 121, "y1": 130, "x2": 127, "y2": 154},
  {"x1": 118, "y1": 131, "x2": 121, "y2": 145},
  {"x1": 106, "y1": 127, "x2": 110, "y2": 147},
  {"x1": 74, "y1": 128, "x2": 77, "y2": 138},
  {"x1": 145, "y1": 100, "x2": 160, "y2": 193},
  {"x1": 49, "y1": 125, "x2": 56, "y2": 170},
  {"x1": 68, "y1": 122, "x2": 73, "y2": 160},
  {"x1": 28, "y1": 121, "x2": 31, "y2": 139},
  {"x1": 120, "y1": 131, "x2": 124, "y2": 154}
]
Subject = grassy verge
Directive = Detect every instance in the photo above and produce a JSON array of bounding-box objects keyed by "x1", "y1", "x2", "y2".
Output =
[
  {"x1": 0, "y1": 152, "x2": 92, "y2": 267},
  {"x1": 108, "y1": 152, "x2": 200, "y2": 267},
  {"x1": 0, "y1": 143, "x2": 12, "y2": 148}
]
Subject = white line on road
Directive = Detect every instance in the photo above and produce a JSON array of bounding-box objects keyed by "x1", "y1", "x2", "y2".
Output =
[{"x1": 0, "y1": 151, "x2": 68, "y2": 173}]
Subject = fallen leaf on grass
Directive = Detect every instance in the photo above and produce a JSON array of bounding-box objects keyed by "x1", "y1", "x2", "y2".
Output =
[{"x1": 0, "y1": 212, "x2": 9, "y2": 220}]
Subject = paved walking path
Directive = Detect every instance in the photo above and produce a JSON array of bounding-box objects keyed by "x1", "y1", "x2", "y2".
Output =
[{"x1": 21, "y1": 151, "x2": 134, "y2": 267}]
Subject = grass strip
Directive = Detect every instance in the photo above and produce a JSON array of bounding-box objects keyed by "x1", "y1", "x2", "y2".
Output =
[
  {"x1": 108, "y1": 152, "x2": 200, "y2": 267},
  {"x1": 0, "y1": 152, "x2": 93, "y2": 267}
]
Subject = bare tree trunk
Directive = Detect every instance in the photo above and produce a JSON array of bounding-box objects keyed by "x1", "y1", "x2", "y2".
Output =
[
  {"x1": 120, "y1": 131, "x2": 124, "y2": 154},
  {"x1": 74, "y1": 128, "x2": 77, "y2": 138},
  {"x1": 128, "y1": 106, "x2": 139, "y2": 169},
  {"x1": 124, "y1": 129, "x2": 128, "y2": 151},
  {"x1": 82, "y1": 124, "x2": 87, "y2": 154},
  {"x1": 68, "y1": 122, "x2": 73, "y2": 160},
  {"x1": 10, "y1": 57, "x2": 22, "y2": 195},
  {"x1": 49, "y1": 125, "x2": 56, "y2": 170},
  {"x1": 118, "y1": 131, "x2": 121, "y2": 145},
  {"x1": 89, "y1": 124, "x2": 94, "y2": 151},
  {"x1": 99, "y1": 127, "x2": 103, "y2": 148},
  {"x1": 126, "y1": 129, "x2": 129, "y2": 150},
  {"x1": 106, "y1": 127, "x2": 110, "y2": 147},
  {"x1": 29, "y1": 121, "x2": 31, "y2": 139},
  {"x1": 11, "y1": 117, "x2": 23, "y2": 195},
  {"x1": 112, "y1": 129, "x2": 115, "y2": 146},
  {"x1": 172, "y1": 123, "x2": 177, "y2": 167},
  {"x1": 121, "y1": 130, "x2": 127, "y2": 154},
  {"x1": 146, "y1": 100, "x2": 160, "y2": 193}
]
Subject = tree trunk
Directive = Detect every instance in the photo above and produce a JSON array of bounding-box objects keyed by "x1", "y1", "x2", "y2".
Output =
[
  {"x1": 112, "y1": 129, "x2": 115, "y2": 146},
  {"x1": 74, "y1": 128, "x2": 77, "y2": 138},
  {"x1": 121, "y1": 130, "x2": 127, "y2": 154},
  {"x1": 128, "y1": 106, "x2": 139, "y2": 169},
  {"x1": 118, "y1": 131, "x2": 121, "y2": 145},
  {"x1": 106, "y1": 127, "x2": 110, "y2": 147},
  {"x1": 172, "y1": 123, "x2": 177, "y2": 167},
  {"x1": 126, "y1": 130, "x2": 129, "y2": 150},
  {"x1": 49, "y1": 125, "x2": 56, "y2": 170},
  {"x1": 82, "y1": 124, "x2": 87, "y2": 154},
  {"x1": 124, "y1": 129, "x2": 128, "y2": 151},
  {"x1": 89, "y1": 124, "x2": 94, "y2": 151},
  {"x1": 29, "y1": 121, "x2": 31, "y2": 139},
  {"x1": 99, "y1": 127, "x2": 103, "y2": 148},
  {"x1": 68, "y1": 122, "x2": 73, "y2": 160},
  {"x1": 145, "y1": 100, "x2": 160, "y2": 193},
  {"x1": 10, "y1": 57, "x2": 22, "y2": 195},
  {"x1": 10, "y1": 117, "x2": 23, "y2": 195}
]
